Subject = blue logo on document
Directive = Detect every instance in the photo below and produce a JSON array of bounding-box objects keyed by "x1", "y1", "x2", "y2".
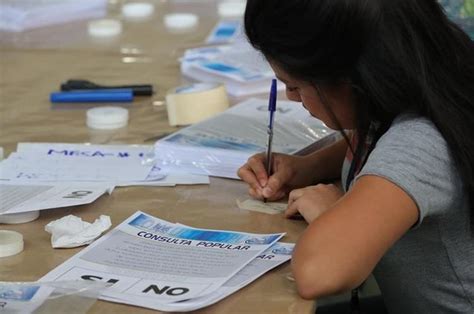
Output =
[
  {"x1": 272, "y1": 245, "x2": 293, "y2": 255},
  {"x1": 245, "y1": 235, "x2": 280, "y2": 245},
  {"x1": 129, "y1": 214, "x2": 173, "y2": 234},
  {"x1": 0, "y1": 285, "x2": 40, "y2": 301}
]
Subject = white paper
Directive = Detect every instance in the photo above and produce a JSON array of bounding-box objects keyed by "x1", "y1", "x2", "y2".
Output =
[
  {"x1": 2, "y1": 143, "x2": 156, "y2": 183},
  {"x1": 154, "y1": 98, "x2": 334, "y2": 179},
  {"x1": 161, "y1": 242, "x2": 294, "y2": 312},
  {"x1": 40, "y1": 211, "x2": 285, "y2": 307},
  {"x1": 0, "y1": 182, "x2": 112, "y2": 215},
  {"x1": 4, "y1": 143, "x2": 209, "y2": 186},
  {"x1": 45, "y1": 215, "x2": 112, "y2": 248}
]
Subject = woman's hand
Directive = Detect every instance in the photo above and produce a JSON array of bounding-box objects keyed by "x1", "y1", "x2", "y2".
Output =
[
  {"x1": 285, "y1": 184, "x2": 343, "y2": 223},
  {"x1": 237, "y1": 153, "x2": 317, "y2": 201}
]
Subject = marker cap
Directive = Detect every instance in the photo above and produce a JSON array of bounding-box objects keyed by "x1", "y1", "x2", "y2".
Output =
[{"x1": 50, "y1": 89, "x2": 133, "y2": 103}]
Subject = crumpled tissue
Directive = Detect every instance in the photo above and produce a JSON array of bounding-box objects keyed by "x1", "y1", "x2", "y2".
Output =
[{"x1": 45, "y1": 215, "x2": 111, "y2": 248}]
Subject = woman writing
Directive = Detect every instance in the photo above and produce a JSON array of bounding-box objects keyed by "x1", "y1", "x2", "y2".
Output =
[{"x1": 238, "y1": 0, "x2": 474, "y2": 313}]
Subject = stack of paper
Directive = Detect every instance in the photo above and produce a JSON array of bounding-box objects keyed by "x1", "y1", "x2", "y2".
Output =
[
  {"x1": 0, "y1": 143, "x2": 210, "y2": 216},
  {"x1": 180, "y1": 38, "x2": 285, "y2": 96},
  {"x1": 0, "y1": 0, "x2": 108, "y2": 32},
  {"x1": 0, "y1": 182, "x2": 113, "y2": 217},
  {"x1": 40, "y1": 211, "x2": 294, "y2": 312},
  {"x1": 0, "y1": 143, "x2": 209, "y2": 187},
  {"x1": 154, "y1": 98, "x2": 335, "y2": 179}
]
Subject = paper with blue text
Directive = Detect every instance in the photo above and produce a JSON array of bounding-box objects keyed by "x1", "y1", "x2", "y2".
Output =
[{"x1": 0, "y1": 143, "x2": 209, "y2": 186}]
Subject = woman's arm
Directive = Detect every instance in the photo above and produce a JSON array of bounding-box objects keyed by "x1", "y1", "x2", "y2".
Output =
[{"x1": 291, "y1": 175, "x2": 419, "y2": 299}]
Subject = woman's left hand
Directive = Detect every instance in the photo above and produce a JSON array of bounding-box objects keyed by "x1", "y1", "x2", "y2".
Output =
[{"x1": 285, "y1": 184, "x2": 344, "y2": 223}]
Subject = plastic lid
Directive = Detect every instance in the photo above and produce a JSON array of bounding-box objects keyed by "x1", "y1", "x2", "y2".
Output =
[
  {"x1": 164, "y1": 13, "x2": 199, "y2": 30},
  {"x1": 218, "y1": 1, "x2": 246, "y2": 18},
  {"x1": 0, "y1": 230, "x2": 24, "y2": 258},
  {"x1": 0, "y1": 211, "x2": 40, "y2": 224},
  {"x1": 122, "y1": 3, "x2": 155, "y2": 20},
  {"x1": 86, "y1": 106, "x2": 129, "y2": 130},
  {"x1": 88, "y1": 19, "x2": 123, "y2": 37}
]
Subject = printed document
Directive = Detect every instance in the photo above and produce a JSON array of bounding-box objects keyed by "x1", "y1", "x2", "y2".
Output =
[
  {"x1": 1, "y1": 143, "x2": 209, "y2": 186},
  {"x1": 0, "y1": 182, "x2": 111, "y2": 215},
  {"x1": 154, "y1": 98, "x2": 333, "y2": 178},
  {"x1": 40, "y1": 211, "x2": 285, "y2": 307},
  {"x1": 150, "y1": 242, "x2": 295, "y2": 312}
]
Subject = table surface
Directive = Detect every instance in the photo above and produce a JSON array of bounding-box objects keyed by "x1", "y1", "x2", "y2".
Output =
[{"x1": 0, "y1": 1, "x2": 315, "y2": 313}]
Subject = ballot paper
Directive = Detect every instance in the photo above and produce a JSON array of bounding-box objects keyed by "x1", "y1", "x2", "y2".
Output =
[
  {"x1": 40, "y1": 211, "x2": 285, "y2": 307},
  {"x1": 154, "y1": 98, "x2": 334, "y2": 179},
  {"x1": 161, "y1": 242, "x2": 294, "y2": 312},
  {"x1": 180, "y1": 39, "x2": 284, "y2": 96},
  {"x1": 0, "y1": 182, "x2": 112, "y2": 215},
  {"x1": 106, "y1": 242, "x2": 294, "y2": 312},
  {"x1": 0, "y1": 143, "x2": 209, "y2": 186}
]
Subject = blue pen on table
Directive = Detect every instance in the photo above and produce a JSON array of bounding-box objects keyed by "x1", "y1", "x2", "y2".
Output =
[
  {"x1": 50, "y1": 88, "x2": 133, "y2": 103},
  {"x1": 263, "y1": 79, "x2": 277, "y2": 203}
]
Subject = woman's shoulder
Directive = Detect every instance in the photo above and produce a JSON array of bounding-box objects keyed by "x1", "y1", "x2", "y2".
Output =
[
  {"x1": 376, "y1": 113, "x2": 449, "y2": 155},
  {"x1": 361, "y1": 113, "x2": 462, "y2": 219}
]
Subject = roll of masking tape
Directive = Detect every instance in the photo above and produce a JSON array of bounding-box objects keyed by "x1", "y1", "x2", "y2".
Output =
[
  {"x1": 0, "y1": 211, "x2": 40, "y2": 224},
  {"x1": 87, "y1": 106, "x2": 129, "y2": 130},
  {"x1": 164, "y1": 13, "x2": 199, "y2": 31},
  {"x1": 88, "y1": 19, "x2": 122, "y2": 37},
  {"x1": 122, "y1": 3, "x2": 155, "y2": 20},
  {"x1": 0, "y1": 230, "x2": 24, "y2": 258},
  {"x1": 166, "y1": 83, "x2": 229, "y2": 126}
]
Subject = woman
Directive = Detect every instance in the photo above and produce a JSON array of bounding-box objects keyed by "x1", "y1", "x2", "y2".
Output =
[{"x1": 238, "y1": 0, "x2": 474, "y2": 313}]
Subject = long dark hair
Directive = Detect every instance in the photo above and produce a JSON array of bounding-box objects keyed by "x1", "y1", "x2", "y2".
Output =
[{"x1": 245, "y1": 0, "x2": 474, "y2": 228}]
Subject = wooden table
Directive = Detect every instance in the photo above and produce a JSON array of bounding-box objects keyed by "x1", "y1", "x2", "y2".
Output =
[{"x1": 0, "y1": 1, "x2": 315, "y2": 313}]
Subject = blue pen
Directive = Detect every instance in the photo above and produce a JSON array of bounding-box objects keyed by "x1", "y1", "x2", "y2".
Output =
[
  {"x1": 50, "y1": 89, "x2": 133, "y2": 103},
  {"x1": 264, "y1": 79, "x2": 277, "y2": 203}
]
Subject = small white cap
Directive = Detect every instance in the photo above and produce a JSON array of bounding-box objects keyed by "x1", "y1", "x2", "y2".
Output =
[
  {"x1": 87, "y1": 106, "x2": 129, "y2": 130},
  {"x1": 88, "y1": 19, "x2": 123, "y2": 37},
  {"x1": 0, "y1": 211, "x2": 40, "y2": 224},
  {"x1": 218, "y1": 1, "x2": 246, "y2": 18},
  {"x1": 0, "y1": 230, "x2": 24, "y2": 258},
  {"x1": 164, "y1": 13, "x2": 199, "y2": 30},
  {"x1": 122, "y1": 3, "x2": 155, "y2": 20}
]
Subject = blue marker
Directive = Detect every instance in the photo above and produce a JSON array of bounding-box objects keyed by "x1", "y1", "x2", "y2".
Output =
[
  {"x1": 264, "y1": 79, "x2": 277, "y2": 203},
  {"x1": 50, "y1": 89, "x2": 133, "y2": 103}
]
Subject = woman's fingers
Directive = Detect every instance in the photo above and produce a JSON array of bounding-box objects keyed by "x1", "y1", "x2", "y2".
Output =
[
  {"x1": 246, "y1": 154, "x2": 269, "y2": 187},
  {"x1": 238, "y1": 153, "x2": 296, "y2": 200},
  {"x1": 238, "y1": 166, "x2": 260, "y2": 193},
  {"x1": 285, "y1": 188, "x2": 305, "y2": 217},
  {"x1": 262, "y1": 159, "x2": 293, "y2": 198}
]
